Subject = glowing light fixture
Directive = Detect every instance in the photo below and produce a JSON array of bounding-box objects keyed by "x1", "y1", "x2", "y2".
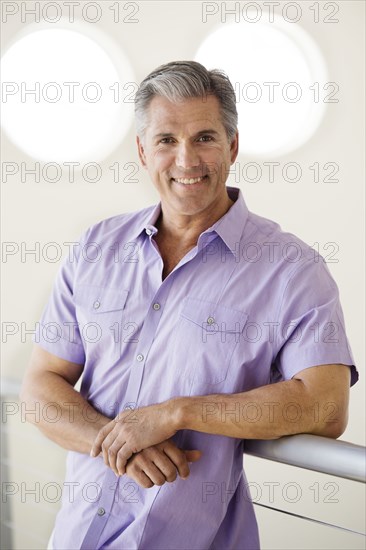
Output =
[
  {"x1": 195, "y1": 16, "x2": 328, "y2": 157},
  {"x1": 1, "y1": 24, "x2": 135, "y2": 164}
]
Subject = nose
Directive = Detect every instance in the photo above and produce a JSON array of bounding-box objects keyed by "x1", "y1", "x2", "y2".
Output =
[{"x1": 175, "y1": 142, "x2": 200, "y2": 171}]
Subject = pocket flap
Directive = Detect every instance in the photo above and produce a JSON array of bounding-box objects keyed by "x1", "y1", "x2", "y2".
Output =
[
  {"x1": 180, "y1": 296, "x2": 248, "y2": 334},
  {"x1": 75, "y1": 285, "x2": 129, "y2": 313}
]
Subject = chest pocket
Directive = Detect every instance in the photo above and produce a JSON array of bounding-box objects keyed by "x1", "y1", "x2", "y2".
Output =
[
  {"x1": 74, "y1": 285, "x2": 129, "y2": 362},
  {"x1": 172, "y1": 296, "x2": 248, "y2": 388}
]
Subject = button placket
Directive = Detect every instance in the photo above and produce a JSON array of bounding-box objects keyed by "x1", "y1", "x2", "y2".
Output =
[
  {"x1": 80, "y1": 469, "x2": 118, "y2": 549},
  {"x1": 123, "y1": 276, "x2": 174, "y2": 405}
]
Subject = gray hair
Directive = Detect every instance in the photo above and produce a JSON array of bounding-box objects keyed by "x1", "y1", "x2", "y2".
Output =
[{"x1": 134, "y1": 60, "x2": 238, "y2": 143}]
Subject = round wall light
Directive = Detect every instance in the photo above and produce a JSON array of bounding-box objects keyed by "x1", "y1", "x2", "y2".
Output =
[
  {"x1": 1, "y1": 23, "x2": 136, "y2": 164},
  {"x1": 195, "y1": 16, "x2": 328, "y2": 157}
]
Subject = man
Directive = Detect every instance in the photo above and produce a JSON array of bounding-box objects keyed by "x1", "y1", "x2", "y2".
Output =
[{"x1": 21, "y1": 61, "x2": 357, "y2": 549}]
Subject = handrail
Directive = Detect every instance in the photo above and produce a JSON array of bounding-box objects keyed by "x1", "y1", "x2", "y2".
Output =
[
  {"x1": 2, "y1": 377, "x2": 365, "y2": 483},
  {"x1": 1, "y1": 377, "x2": 21, "y2": 397},
  {"x1": 245, "y1": 435, "x2": 366, "y2": 483}
]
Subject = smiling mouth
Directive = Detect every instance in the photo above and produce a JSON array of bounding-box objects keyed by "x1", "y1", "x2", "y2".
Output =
[{"x1": 172, "y1": 175, "x2": 208, "y2": 185}]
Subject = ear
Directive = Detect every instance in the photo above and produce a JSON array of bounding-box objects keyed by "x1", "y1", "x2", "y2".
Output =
[
  {"x1": 230, "y1": 131, "x2": 239, "y2": 164},
  {"x1": 136, "y1": 135, "x2": 147, "y2": 168}
]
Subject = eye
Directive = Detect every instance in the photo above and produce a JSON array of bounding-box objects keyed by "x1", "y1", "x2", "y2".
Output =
[
  {"x1": 160, "y1": 137, "x2": 175, "y2": 144},
  {"x1": 198, "y1": 135, "x2": 213, "y2": 142}
]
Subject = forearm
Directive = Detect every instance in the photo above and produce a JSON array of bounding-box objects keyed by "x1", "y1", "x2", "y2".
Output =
[
  {"x1": 89, "y1": 364, "x2": 349, "y2": 474},
  {"x1": 20, "y1": 370, "x2": 110, "y2": 453},
  {"x1": 173, "y1": 378, "x2": 345, "y2": 440}
]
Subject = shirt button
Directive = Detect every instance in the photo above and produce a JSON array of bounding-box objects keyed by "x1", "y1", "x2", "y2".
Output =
[
  {"x1": 153, "y1": 303, "x2": 161, "y2": 310},
  {"x1": 97, "y1": 507, "x2": 105, "y2": 516},
  {"x1": 93, "y1": 301, "x2": 101, "y2": 309},
  {"x1": 207, "y1": 316, "x2": 215, "y2": 325},
  {"x1": 136, "y1": 354, "x2": 144, "y2": 362},
  {"x1": 146, "y1": 228, "x2": 152, "y2": 236}
]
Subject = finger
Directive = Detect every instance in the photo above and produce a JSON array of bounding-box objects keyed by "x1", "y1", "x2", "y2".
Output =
[
  {"x1": 101, "y1": 431, "x2": 120, "y2": 470},
  {"x1": 162, "y1": 444, "x2": 191, "y2": 479},
  {"x1": 125, "y1": 462, "x2": 155, "y2": 489},
  {"x1": 134, "y1": 458, "x2": 168, "y2": 486},
  {"x1": 184, "y1": 450, "x2": 202, "y2": 463},
  {"x1": 144, "y1": 449, "x2": 178, "y2": 483},
  {"x1": 106, "y1": 440, "x2": 127, "y2": 476},
  {"x1": 99, "y1": 428, "x2": 125, "y2": 472},
  {"x1": 90, "y1": 422, "x2": 115, "y2": 457},
  {"x1": 116, "y1": 445, "x2": 134, "y2": 476}
]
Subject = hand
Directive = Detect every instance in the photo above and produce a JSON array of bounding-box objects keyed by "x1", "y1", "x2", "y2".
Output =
[
  {"x1": 125, "y1": 439, "x2": 202, "y2": 488},
  {"x1": 90, "y1": 401, "x2": 179, "y2": 476}
]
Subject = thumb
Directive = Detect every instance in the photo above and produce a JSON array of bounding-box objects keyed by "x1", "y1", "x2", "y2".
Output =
[{"x1": 184, "y1": 449, "x2": 202, "y2": 463}]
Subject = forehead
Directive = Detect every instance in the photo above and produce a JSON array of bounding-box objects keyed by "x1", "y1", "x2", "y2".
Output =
[{"x1": 145, "y1": 95, "x2": 225, "y2": 134}]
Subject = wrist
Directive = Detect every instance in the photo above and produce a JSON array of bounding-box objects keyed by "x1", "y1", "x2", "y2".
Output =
[
  {"x1": 87, "y1": 414, "x2": 110, "y2": 451},
  {"x1": 167, "y1": 396, "x2": 192, "y2": 431}
]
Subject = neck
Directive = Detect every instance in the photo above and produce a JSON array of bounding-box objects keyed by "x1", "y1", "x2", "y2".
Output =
[{"x1": 156, "y1": 195, "x2": 234, "y2": 245}]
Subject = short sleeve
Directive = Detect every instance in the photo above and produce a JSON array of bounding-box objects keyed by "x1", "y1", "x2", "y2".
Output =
[
  {"x1": 273, "y1": 256, "x2": 358, "y2": 386},
  {"x1": 33, "y1": 235, "x2": 87, "y2": 365}
]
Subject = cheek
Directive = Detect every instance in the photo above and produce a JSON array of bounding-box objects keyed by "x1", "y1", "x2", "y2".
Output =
[
  {"x1": 203, "y1": 149, "x2": 230, "y2": 175},
  {"x1": 146, "y1": 158, "x2": 172, "y2": 185},
  {"x1": 152, "y1": 149, "x2": 174, "y2": 167},
  {"x1": 203, "y1": 144, "x2": 228, "y2": 159},
  {"x1": 154, "y1": 161, "x2": 175, "y2": 180}
]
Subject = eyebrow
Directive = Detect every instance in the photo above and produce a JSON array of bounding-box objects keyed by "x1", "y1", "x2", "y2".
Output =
[{"x1": 153, "y1": 129, "x2": 220, "y2": 139}]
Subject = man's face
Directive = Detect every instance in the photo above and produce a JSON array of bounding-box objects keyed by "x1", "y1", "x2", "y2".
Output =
[{"x1": 137, "y1": 95, "x2": 238, "y2": 219}]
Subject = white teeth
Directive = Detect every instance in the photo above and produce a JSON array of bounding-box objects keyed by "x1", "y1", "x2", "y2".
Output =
[{"x1": 174, "y1": 176, "x2": 205, "y2": 185}]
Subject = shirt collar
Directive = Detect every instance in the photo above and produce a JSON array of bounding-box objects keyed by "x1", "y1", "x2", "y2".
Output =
[
  {"x1": 203, "y1": 186, "x2": 248, "y2": 255},
  {"x1": 132, "y1": 186, "x2": 249, "y2": 256}
]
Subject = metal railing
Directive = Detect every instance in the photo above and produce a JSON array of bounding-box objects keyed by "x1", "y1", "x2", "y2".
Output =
[
  {"x1": 245, "y1": 434, "x2": 366, "y2": 483},
  {"x1": 245, "y1": 435, "x2": 366, "y2": 540}
]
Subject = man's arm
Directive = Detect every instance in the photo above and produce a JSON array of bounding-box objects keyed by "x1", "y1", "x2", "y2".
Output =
[
  {"x1": 175, "y1": 364, "x2": 350, "y2": 439},
  {"x1": 20, "y1": 345, "x2": 109, "y2": 453},
  {"x1": 91, "y1": 364, "x2": 351, "y2": 475},
  {"x1": 20, "y1": 345, "x2": 200, "y2": 485}
]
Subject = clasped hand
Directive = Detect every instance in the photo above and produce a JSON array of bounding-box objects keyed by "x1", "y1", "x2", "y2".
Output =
[{"x1": 90, "y1": 402, "x2": 201, "y2": 484}]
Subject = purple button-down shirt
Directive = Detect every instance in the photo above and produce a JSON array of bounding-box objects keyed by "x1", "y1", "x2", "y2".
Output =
[{"x1": 36, "y1": 187, "x2": 357, "y2": 549}]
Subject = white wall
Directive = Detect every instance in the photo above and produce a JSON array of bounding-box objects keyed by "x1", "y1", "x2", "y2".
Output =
[{"x1": 1, "y1": 1, "x2": 365, "y2": 548}]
